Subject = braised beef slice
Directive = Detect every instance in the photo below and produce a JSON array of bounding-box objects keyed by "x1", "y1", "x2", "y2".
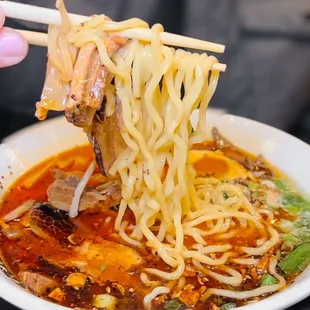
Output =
[
  {"x1": 65, "y1": 43, "x2": 108, "y2": 128},
  {"x1": 47, "y1": 176, "x2": 121, "y2": 213},
  {"x1": 65, "y1": 38, "x2": 128, "y2": 176},
  {"x1": 18, "y1": 271, "x2": 57, "y2": 295},
  {"x1": 90, "y1": 96, "x2": 126, "y2": 176},
  {"x1": 26, "y1": 203, "x2": 75, "y2": 242}
]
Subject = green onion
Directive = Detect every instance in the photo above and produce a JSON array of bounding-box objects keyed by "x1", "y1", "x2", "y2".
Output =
[
  {"x1": 278, "y1": 243, "x2": 310, "y2": 275},
  {"x1": 260, "y1": 274, "x2": 277, "y2": 286},
  {"x1": 274, "y1": 179, "x2": 289, "y2": 191},
  {"x1": 100, "y1": 265, "x2": 107, "y2": 272},
  {"x1": 284, "y1": 205, "x2": 300, "y2": 213},
  {"x1": 220, "y1": 303, "x2": 237, "y2": 310},
  {"x1": 281, "y1": 234, "x2": 303, "y2": 249},
  {"x1": 163, "y1": 298, "x2": 187, "y2": 310},
  {"x1": 268, "y1": 205, "x2": 279, "y2": 211}
]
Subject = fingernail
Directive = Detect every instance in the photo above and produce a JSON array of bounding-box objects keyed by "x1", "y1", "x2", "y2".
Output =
[{"x1": 0, "y1": 28, "x2": 28, "y2": 64}]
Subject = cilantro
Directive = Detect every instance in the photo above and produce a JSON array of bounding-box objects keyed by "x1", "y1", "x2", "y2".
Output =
[{"x1": 260, "y1": 274, "x2": 277, "y2": 286}]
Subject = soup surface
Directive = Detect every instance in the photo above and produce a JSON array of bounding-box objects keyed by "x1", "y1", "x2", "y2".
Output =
[{"x1": 0, "y1": 132, "x2": 310, "y2": 310}]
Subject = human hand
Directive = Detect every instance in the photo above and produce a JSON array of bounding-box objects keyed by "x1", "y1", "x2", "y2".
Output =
[{"x1": 0, "y1": 5, "x2": 28, "y2": 68}]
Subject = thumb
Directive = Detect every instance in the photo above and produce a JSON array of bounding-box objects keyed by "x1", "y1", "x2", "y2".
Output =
[{"x1": 0, "y1": 27, "x2": 29, "y2": 68}]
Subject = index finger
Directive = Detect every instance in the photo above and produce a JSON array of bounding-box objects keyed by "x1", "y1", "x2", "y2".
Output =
[{"x1": 0, "y1": 5, "x2": 5, "y2": 28}]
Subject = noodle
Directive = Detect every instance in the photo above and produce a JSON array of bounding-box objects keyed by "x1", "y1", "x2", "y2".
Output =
[
  {"x1": 240, "y1": 226, "x2": 279, "y2": 256},
  {"x1": 202, "y1": 257, "x2": 286, "y2": 300},
  {"x1": 140, "y1": 272, "x2": 162, "y2": 288},
  {"x1": 34, "y1": 1, "x2": 287, "y2": 306},
  {"x1": 193, "y1": 260, "x2": 243, "y2": 286},
  {"x1": 69, "y1": 160, "x2": 95, "y2": 217},
  {"x1": 119, "y1": 221, "x2": 143, "y2": 248},
  {"x1": 143, "y1": 287, "x2": 171, "y2": 310}
]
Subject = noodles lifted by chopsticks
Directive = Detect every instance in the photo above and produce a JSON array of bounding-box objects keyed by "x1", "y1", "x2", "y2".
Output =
[{"x1": 35, "y1": 0, "x2": 284, "y2": 303}]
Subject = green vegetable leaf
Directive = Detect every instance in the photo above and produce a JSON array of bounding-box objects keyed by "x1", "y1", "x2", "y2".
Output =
[
  {"x1": 278, "y1": 243, "x2": 310, "y2": 275},
  {"x1": 100, "y1": 265, "x2": 107, "y2": 272},
  {"x1": 163, "y1": 298, "x2": 187, "y2": 310},
  {"x1": 260, "y1": 274, "x2": 277, "y2": 286},
  {"x1": 274, "y1": 179, "x2": 289, "y2": 191},
  {"x1": 294, "y1": 211, "x2": 310, "y2": 228},
  {"x1": 282, "y1": 211, "x2": 310, "y2": 244},
  {"x1": 282, "y1": 193, "x2": 310, "y2": 211},
  {"x1": 292, "y1": 228, "x2": 310, "y2": 243},
  {"x1": 220, "y1": 303, "x2": 237, "y2": 310},
  {"x1": 290, "y1": 211, "x2": 310, "y2": 243}
]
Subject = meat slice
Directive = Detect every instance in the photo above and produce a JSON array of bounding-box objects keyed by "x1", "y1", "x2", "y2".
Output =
[
  {"x1": 21, "y1": 203, "x2": 75, "y2": 243},
  {"x1": 65, "y1": 43, "x2": 108, "y2": 128},
  {"x1": 65, "y1": 43, "x2": 96, "y2": 122},
  {"x1": 18, "y1": 271, "x2": 57, "y2": 295},
  {"x1": 47, "y1": 176, "x2": 121, "y2": 213},
  {"x1": 90, "y1": 96, "x2": 127, "y2": 176},
  {"x1": 65, "y1": 36, "x2": 128, "y2": 176},
  {"x1": 65, "y1": 36, "x2": 127, "y2": 129}
]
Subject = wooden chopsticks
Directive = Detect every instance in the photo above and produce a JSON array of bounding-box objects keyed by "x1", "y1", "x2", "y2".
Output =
[{"x1": 1, "y1": 0, "x2": 227, "y2": 72}]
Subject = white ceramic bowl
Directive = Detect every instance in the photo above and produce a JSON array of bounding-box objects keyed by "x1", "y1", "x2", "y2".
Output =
[{"x1": 0, "y1": 111, "x2": 310, "y2": 310}]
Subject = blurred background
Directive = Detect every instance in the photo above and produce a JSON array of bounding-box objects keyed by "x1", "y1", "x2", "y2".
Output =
[{"x1": 0, "y1": 0, "x2": 310, "y2": 309}]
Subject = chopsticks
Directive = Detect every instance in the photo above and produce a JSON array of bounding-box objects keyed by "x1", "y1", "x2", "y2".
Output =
[
  {"x1": 15, "y1": 29, "x2": 226, "y2": 72},
  {"x1": 1, "y1": 0, "x2": 227, "y2": 72},
  {"x1": 16, "y1": 30, "x2": 48, "y2": 47}
]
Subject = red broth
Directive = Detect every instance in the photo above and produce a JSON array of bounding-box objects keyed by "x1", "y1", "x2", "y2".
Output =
[{"x1": 0, "y1": 143, "x2": 299, "y2": 309}]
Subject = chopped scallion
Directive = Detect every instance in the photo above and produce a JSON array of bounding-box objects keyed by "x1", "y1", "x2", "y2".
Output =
[
  {"x1": 278, "y1": 243, "x2": 310, "y2": 275},
  {"x1": 260, "y1": 274, "x2": 277, "y2": 286}
]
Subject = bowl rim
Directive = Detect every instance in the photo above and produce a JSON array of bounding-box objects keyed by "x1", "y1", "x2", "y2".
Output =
[{"x1": 1, "y1": 113, "x2": 310, "y2": 310}]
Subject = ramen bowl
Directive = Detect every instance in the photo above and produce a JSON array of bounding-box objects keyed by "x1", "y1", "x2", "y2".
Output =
[{"x1": 0, "y1": 111, "x2": 309, "y2": 310}]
